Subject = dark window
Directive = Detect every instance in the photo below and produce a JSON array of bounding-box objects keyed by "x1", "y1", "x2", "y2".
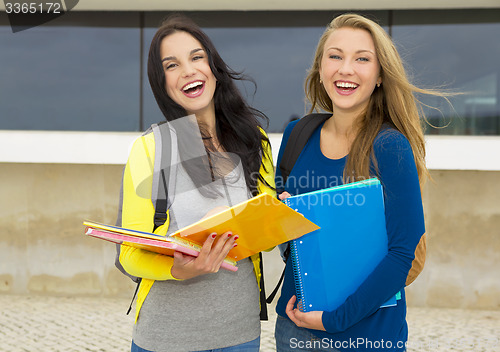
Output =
[
  {"x1": 1, "y1": 10, "x2": 499, "y2": 135},
  {"x1": 143, "y1": 11, "x2": 388, "y2": 133},
  {"x1": 142, "y1": 26, "x2": 327, "y2": 132},
  {"x1": 392, "y1": 9, "x2": 500, "y2": 135},
  {"x1": 0, "y1": 12, "x2": 141, "y2": 131}
]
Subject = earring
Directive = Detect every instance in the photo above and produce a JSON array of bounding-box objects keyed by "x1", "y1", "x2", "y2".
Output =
[
  {"x1": 377, "y1": 83, "x2": 381, "y2": 88},
  {"x1": 320, "y1": 79, "x2": 323, "y2": 84}
]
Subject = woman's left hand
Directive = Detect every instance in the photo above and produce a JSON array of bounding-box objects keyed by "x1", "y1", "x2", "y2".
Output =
[
  {"x1": 278, "y1": 192, "x2": 292, "y2": 200},
  {"x1": 285, "y1": 295, "x2": 326, "y2": 331}
]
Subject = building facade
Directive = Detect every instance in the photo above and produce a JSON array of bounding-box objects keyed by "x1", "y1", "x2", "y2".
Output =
[{"x1": 0, "y1": 2, "x2": 499, "y2": 309}]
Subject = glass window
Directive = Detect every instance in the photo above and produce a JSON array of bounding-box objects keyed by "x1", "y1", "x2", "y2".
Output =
[
  {"x1": 392, "y1": 10, "x2": 500, "y2": 135},
  {"x1": 0, "y1": 12, "x2": 141, "y2": 131},
  {"x1": 3, "y1": 10, "x2": 499, "y2": 136},
  {"x1": 207, "y1": 27, "x2": 325, "y2": 133},
  {"x1": 142, "y1": 26, "x2": 326, "y2": 133},
  {"x1": 143, "y1": 11, "x2": 388, "y2": 133}
]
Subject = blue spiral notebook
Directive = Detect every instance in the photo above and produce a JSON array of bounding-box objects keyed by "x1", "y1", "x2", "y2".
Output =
[{"x1": 285, "y1": 178, "x2": 399, "y2": 312}]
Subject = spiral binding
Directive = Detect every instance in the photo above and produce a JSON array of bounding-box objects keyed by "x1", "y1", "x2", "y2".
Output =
[{"x1": 286, "y1": 198, "x2": 307, "y2": 312}]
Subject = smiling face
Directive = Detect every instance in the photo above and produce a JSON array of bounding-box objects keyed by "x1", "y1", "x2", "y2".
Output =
[
  {"x1": 320, "y1": 27, "x2": 382, "y2": 117},
  {"x1": 160, "y1": 31, "x2": 217, "y2": 117}
]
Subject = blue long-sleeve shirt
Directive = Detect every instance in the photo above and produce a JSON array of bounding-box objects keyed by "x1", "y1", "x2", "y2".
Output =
[{"x1": 275, "y1": 119, "x2": 425, "y2": 351}]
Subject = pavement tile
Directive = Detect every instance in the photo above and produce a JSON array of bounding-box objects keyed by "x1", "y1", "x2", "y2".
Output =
[{"x1": 0, "y1": 295, "x2": 498, "y2": 352}]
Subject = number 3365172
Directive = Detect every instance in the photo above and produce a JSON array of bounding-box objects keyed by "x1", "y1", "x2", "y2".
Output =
[{"x1": 5, "y1": 2, "x2": 62, "y2": 14}]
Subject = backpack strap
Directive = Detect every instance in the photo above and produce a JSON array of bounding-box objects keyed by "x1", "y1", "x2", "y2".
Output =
[
  {"x1": 265, "y1": 245, "x2": 289, "y2": 304},
  {"x1": 266, "y1": 113, "x2": 330, "y2": 304},
  {"x1": 258, "y1": 252, "x2": 269, "y2": 320},
  {"x1": 120, "y1": 122, "x2": 178, "y2": 315},
  {"x1": 151, "y1": 121, "x2": 178, "y2": 230},
  {"x1": 114, "y1": 171, "x2": 142, "y2": 284},
  {"x1": 279, "y1": 113, "x2": 331, "y2": 186}
]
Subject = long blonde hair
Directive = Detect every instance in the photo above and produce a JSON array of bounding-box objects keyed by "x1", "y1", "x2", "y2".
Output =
[{"x1": 306, "y1": 13, "x2": 442, "y2": 187}]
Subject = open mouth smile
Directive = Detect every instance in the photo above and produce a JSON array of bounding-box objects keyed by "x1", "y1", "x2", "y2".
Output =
[
  {"x1": 334, "y1": 80, "x2": 359, "y2": 95},
  {"x1": 182, "y1": 80, "x2": 205, "y2": 97}
]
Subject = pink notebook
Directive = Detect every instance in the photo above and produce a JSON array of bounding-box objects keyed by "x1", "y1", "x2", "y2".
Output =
[{"x1": 85, "y1": 227, "x2": 237, "y2": 272}]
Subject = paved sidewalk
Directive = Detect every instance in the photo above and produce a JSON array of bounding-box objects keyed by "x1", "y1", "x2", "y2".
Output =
[{"x1": 0, "y1": 295, "x2": 499, "y2": 351}]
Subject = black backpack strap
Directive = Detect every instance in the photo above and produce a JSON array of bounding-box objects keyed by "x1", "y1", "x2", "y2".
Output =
[
  {"x1": 258, "y1": 252, "x2": 268, "y2": 321},
  {"x1": 265, "y1": 245, "x2": 290, "y2": 304},
  {"x1": 126, "y1": 280, "x2": 141, "y2": 315},
  {"x1": 114, "y1": 170, "x2": 142, "y2": 283},
  {"x1": 122, "y1": 122, "x2": 178, "y2": 316},
  {"x1": 151, "y1": 122, "x2": 178, "y2": 231},
  {"x1": 279, "y1": 113, "x2": 331, "y2": 184},
  {"x1": 266, "y1": 113, "x2": 330, "y2": 304}
]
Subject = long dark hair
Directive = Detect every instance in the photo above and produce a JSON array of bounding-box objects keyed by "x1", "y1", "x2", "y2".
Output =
[{"x1": 148, "y1": 14, "x2": 272, "y2": 197}]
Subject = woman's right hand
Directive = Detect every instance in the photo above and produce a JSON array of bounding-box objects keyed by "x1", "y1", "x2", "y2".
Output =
[{"x1": 170, "y1": 231, "x2": 237, "y2": 280}]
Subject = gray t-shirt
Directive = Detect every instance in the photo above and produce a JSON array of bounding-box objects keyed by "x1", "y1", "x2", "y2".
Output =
[{"x1": 133, "y1": 160, "x2": 261, "y2": 352}]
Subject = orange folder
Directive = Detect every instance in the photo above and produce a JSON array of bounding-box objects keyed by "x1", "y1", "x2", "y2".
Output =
[
  {"x1": 171, "y1": 192, "x2": 320, "y2": 261},
  {"x1": 84, "y1": 193, "x2": 319, "y2": 265}
]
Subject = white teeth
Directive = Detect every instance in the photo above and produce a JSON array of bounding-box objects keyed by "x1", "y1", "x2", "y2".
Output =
[
  {"x1": 183, "y1": 81, "x2": 203, "y2": 91},
  {"x1": 336, "y1": 82, "x2": 358, "y2": 89}
]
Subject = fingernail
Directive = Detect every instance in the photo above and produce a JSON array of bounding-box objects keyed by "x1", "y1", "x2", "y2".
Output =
[
  {"x1": 211, "y1": 233, "x2": 217, "y2": 239},
  {"x1": 234, "y1": 235, "x2": 239, "y2": 240},
  {"x1": 233, "y1": 243, "x2": 238, "y2": 248}
]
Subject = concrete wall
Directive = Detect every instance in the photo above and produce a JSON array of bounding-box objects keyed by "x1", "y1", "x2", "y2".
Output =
[
  {"x1": 0, "y1": 163, "x2": 134, "y2": 297},
  {"x1": 1, "y1": 163, "x2": 499, "y2": 310},
  {"x1": 407, "y1": 170, "x2": 500, "y2": 310}
]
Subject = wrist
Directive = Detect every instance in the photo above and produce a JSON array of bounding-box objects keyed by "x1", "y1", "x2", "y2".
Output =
[{"x1": 169, "y1": 266, "x2": 187, "y2": 281}]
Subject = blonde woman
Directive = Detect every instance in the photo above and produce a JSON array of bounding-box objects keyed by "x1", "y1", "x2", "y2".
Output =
[{"x1": 274, "y1": 13, "x2": 437, "y2": 351}]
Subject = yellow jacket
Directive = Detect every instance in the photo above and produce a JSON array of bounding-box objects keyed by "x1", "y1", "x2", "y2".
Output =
[{"x1": 118, "y1": 129, "x2": 275, "y2": 322}]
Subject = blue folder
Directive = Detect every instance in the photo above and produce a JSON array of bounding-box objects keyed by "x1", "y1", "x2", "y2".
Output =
[{"x1": 285, "y1": 178, "x2": 398, "y2": 312}]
